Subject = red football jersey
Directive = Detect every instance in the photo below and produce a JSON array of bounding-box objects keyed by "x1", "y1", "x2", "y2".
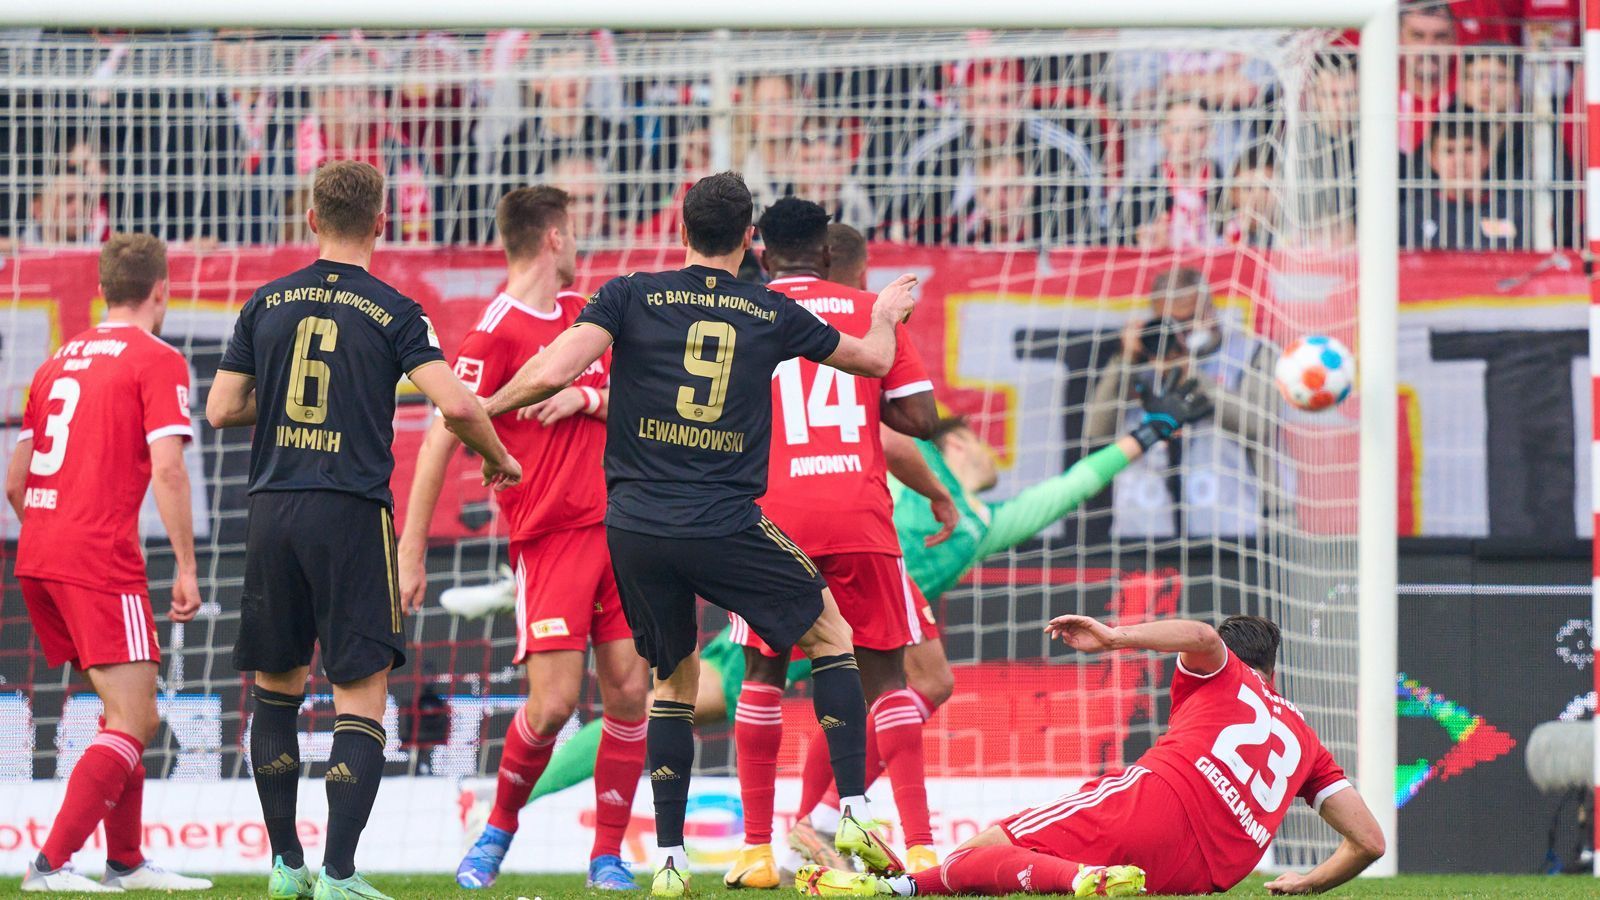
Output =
[
  {"x1": 15, "y1": 322, "x2": 194, "y2": 592},
  {"x1": 453, "y1": 291, "x2": 608, "y2": 542},
  {"x1": 758, "y1": 275, "x2": 932, "y2": 556},
  {"x1": 1136, "y1": 650, "x2": 1351, "y2": 889}
]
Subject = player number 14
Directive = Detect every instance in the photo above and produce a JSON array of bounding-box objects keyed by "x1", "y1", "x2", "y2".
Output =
[{"x1": 773, "y1": 358, "x2": 866, "y2": 445}]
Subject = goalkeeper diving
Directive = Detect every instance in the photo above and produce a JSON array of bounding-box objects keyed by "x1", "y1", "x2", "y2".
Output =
[{"x1": 503, "y1": 367, "x2": 1215, "y2": 820}]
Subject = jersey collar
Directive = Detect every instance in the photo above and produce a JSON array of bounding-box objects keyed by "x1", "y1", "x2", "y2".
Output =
[
  {"x1": 496, "y1": 291, "x2": 562, "y2": 321},
  {"x1": 767, "y1": 275, "x2": 820, "y2": 286}
]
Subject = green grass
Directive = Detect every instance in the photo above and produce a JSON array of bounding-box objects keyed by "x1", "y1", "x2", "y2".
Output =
[{"x1": 0, "y1": 872, "x2": 1594, "y2": 899}]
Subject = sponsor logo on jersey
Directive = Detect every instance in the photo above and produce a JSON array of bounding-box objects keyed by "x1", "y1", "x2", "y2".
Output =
[
  {"x1": 530, "y1": 618, "x2": 570, "y2": 639},
  {"x1": 176, "y1": 384, "x2": 190, "y2": 412},
  {"x1": 424, "y1": 315, "x2": 441, "y2": 348}
]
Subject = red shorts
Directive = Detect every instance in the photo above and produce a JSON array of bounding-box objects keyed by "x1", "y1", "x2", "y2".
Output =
[
  {"x1": 511, "y1": 524, "x2": 631, "y2": 660},
  {"x1": 730, "y1": 552, "x2": 935, "y2": 654},
  {"x1": 999, "y1": 767, "x2": 1215, "y2": 895},
  {"x1": 20, "y1": 577, "x2": 160, "y2": 670}
]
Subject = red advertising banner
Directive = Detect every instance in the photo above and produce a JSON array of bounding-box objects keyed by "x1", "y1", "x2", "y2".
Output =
[{"x1": 0, "y1": 246, "x2": 1587, "y2": 540}]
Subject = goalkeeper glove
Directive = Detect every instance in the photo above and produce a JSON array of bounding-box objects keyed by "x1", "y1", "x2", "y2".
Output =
[{"x1": 1130, "y1": 369, "x2": 1214, "y2": 452}]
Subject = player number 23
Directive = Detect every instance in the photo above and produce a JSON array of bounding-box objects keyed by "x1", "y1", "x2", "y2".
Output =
[
  {"x1": 676, "y1": 321, "x2": 736, "y2": 423},
  {"x1": 286, "y1": 317, "x2": 338, "y2": 424},
  {"x1": 1210, "y1": 684, "x2": 1302, "y2": 814}
]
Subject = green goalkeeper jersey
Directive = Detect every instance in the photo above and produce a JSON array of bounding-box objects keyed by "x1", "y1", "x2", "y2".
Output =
[{"x1": 891, "y1": 439, "x2": 1133, "y2": 601}]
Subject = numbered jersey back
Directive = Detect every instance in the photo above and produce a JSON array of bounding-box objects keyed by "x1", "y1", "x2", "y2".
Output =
[
  {"x1": 575, "y1": 265, "x2": 841, "y2": 538},
  {"x1": 15, "y1": 323, "x2": 194, "y2": 592},
  {"x1": 217, "y1": 260, "x2": 445, "y2": 506},
  {"x1": 1138, "y1": 650, "x2": 1351, "y2": 888},
  {"x1": 759, "y1": 276, "x2": 932, "y2": 557}
]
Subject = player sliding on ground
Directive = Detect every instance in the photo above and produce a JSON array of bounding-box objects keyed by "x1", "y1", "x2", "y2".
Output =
[
  {"x1": 796, "y1": 614, "x2": 1385, "y2": 897},
  {"x1": 209, "y1": 161, "x2": 521, "y2": 900},
  {"x1": 724, "y1": 199, "x2": 960, "y2": 887},
  {"x1": 7, "y1": 235, "x2": 212, "y2": 893},
  {"x1": 396, "y1": 186, "x2": 650, "y2": 891},
  {"x1": 481, "y1": 172, "x2": 916, "y2": 897}
]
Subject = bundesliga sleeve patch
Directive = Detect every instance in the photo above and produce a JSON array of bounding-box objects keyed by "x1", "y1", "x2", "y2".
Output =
[
  {"x1": 454, "y1": 357, "x2": 484, "y2": 392},
  {"x1": 424, "y1": 316, "x2": 441, "y2": 348}
]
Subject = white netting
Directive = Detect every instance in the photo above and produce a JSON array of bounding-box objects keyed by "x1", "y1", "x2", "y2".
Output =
[{"x1": 0, "y1": 26, "x2": 1374, "y2": 872}]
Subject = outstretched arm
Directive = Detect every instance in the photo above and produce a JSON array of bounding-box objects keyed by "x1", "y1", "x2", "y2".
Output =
[
  {"x1": 978, "y1": 436, "x2": 1140, "y2": 556},
  {"x1": 1265, "y1": 788, "x2": 1385, "y2": 894},
  {"x1": 484, "y1": 324, "x2": 614, "y2": 417},
  {"x1": 1044, "y1": 615, "x2": 1228, "y2": 675},
  {"x1": 821, "y1": 274, "x2": 918, "y2": 377},
  {"x1": 410, "y1": 361, "x2": 520, "y2": 489}
]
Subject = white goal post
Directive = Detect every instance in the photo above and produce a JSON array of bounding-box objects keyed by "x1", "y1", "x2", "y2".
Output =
[{"x1": 2, "y1": 0, "x2": 1402, "y2": 879}]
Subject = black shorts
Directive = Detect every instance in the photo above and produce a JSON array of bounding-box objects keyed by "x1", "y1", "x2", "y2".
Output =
[
  {"x1": 607, "y1": 515, "x2": 826, "y2": 679},
  {"x1": 234, "y1": 490, "x2": 406, "y2": 683}
]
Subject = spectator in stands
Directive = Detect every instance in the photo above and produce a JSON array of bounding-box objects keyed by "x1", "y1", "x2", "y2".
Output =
[
  {"x1": 22, "y1": 164, "x2": 107, "y2": 246},
  {"x1": 1403, "y1": 118, "x2": 1526, "y2": 249},
  {"x1": 790, "y1": 122, "x2": 876, "y2": 231},
  {"x1": 1295, "y1": 56, "x2": 1360, "y2": 243},
  {"x1": 490, "y1": 45, "x2": 641, "y2": 230},
  {"x1": 1399, "y1": 1, "x2": 1458, "y2": 163},
  {"x1": 1083, "y1": 266, "x2": 1281, "y2": 534},
  {"x1": 735, "y1": 73, "x2": 806, "y2": 210},
  {"x1": 1222, "y1": 146, "x2": 1277, "y2": 248},
  {"x1": 891, "y1": 58, "x2": 1100, "y2": 245},
  {"x1": 204, "y1": 28, "x2": 294, "y2": 244},
  {"x1": 549, "y1": 154, "x2": 619, "y2": 243},
  {"x1": 959, "y1": 151, "x2": 1035, "y2": 245},
  {"x1": 1449, "y1": 44, "x2": 1526, "y2": 181},
  {"x1": 1111, "y1": 45, "x2": 1277, "y2": 178},
  {"x1": 1111, "y1": 95, "x2": 1223, "y2": 249},
  {"x1": 293, "y1": 45, "x2": 437, "y2": 243}
]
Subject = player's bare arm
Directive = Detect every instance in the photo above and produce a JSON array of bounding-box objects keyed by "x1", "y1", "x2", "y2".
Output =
[
  {"x1": 882, "y1": 426, "x2": 958, "y2": 546},
  {"x1": 205, "y1": 370, "x2": 258, "y2": 428},
  {"x1": 396, "y1": 415, "x2": 459, "y2": 613},
  {"x1": 821, "y1": 274, "x2": 918, "y2": 377},
  {"x1": 148, "y1": 435, "x2": 201, "y2": 623},
  {"x1": 1265, "y1": 788, "x2": 1386, "y2": 895},
  {"x1": 5, "y1": 438, "x2": 32, "y2": 521},
  {"x1": 880, "y1": 387, "x2": 937, "y2": 440},
  {"x1": 410, "y1": 360, "x2": 522, "y2": 490},
  {"x1": 484, "y1": 323, "x2": 614, "y2": 417},
  {"x1": 518, "y1": 384, "x2": 608, "y2": 426},
  {"x1": 1045, "y1": 614, "x2": 1228, "y2": 675}
]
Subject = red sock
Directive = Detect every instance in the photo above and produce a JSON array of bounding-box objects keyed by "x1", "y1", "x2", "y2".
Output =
[
  {"x1": 871, "y1": 689, "x2": 931, "y2": 847},
  {"x1": 914, "y1": 845, "x2": 1082, "y2": 895},
  {"x1": 487, "y1": 706, "x2": 556, "y2": 834},
  {"x1": 103, "y1": 762, "x2": 146, "y2": 869},
  {"x1": 41, "y1": 731, "x2": 142, "y2": 869},
  {"x1": 795, "y1": 728, "x2": 834, "y2": 821},
  {"x1": 734, "y1": 683, "x2": 784, "y2": 845},
  {"x1": 591, "y1": 715, "x2": 647, "y2": 859}
]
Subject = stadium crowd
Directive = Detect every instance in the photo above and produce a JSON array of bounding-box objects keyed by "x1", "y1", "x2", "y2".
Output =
[{"x1": 0, "y1": 1, "x2": 1583, "y2": 253}]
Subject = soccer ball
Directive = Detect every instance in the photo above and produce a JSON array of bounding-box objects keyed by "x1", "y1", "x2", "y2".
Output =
[{"x1": 1274, "y1": 335, "x2": 1354, "y2": 412}]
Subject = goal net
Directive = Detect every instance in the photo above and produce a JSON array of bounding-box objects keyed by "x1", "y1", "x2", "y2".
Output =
[{"x1": 0, "y1": 26, "x2": 1364, "y2": 873}]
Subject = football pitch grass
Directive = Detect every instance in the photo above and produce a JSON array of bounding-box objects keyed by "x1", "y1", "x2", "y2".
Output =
[{"x1": 0, "y1": 872, "x2": 1594, "y2": 898}]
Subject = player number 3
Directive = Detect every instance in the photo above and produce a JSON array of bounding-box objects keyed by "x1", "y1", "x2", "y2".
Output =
[
  {"x1": 1210, "y1": 684, "x2": 1302, "y2": 813},
  {"x1": 29, "y1": 377, "x2": 81, "y2": 476}
]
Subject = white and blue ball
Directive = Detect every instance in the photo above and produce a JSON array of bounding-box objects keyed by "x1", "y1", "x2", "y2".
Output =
[{"x1": 1274, "y1": 335, "x2": 1354, "y2": 412}]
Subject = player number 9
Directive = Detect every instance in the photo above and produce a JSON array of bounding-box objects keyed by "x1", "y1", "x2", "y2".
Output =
[{"x1": 677, "y1": 321, "x2": 737, "y2": 424}]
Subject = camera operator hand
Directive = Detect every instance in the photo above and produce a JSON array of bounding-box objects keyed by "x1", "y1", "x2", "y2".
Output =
[{"x1": 1119, "y1": 316, "x2": 1148, "y2": 362}]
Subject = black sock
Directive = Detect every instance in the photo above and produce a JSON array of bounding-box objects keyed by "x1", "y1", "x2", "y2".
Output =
[
  {"x1": 811, "y1": 653, "x2": 868, "y2": 798},
  {"x1": 646, "y1": 700, "x2": 696, "y2": 848},
  {"x1": 322, "y1": 714, "x2": 386, "y2": 880},
  {"x1": 250, "y1": 686, "x2": 306, "y2": 869}
]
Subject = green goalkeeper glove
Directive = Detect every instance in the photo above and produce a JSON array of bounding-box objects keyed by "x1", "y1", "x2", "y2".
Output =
[{"x1": 1131, "y1": 369, "x2": 1214, "y2": 452}]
